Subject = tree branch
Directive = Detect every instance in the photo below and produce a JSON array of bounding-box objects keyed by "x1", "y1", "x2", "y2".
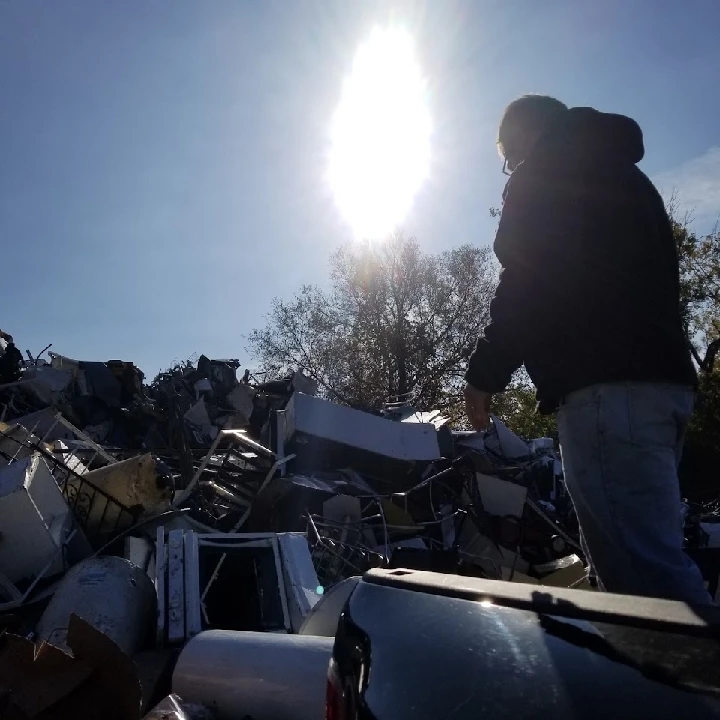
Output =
[
  {"x1": 689, "y1": 340, "x2": 703, "y2": 369},
  {"x1": 701, "y1": 338, "x2": 720, "y2": 374}
]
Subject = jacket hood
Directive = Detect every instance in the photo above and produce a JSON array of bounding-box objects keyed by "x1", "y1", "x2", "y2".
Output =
[{"x1": 536, "y1": 107, "x2": 645, "y2": 165}]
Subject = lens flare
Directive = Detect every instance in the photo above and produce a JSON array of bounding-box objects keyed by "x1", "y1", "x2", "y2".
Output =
[{"x1": 328, "y1": 27, "x2": 431, "y2": 239}]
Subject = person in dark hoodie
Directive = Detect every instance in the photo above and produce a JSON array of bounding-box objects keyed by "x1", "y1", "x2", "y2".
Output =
[{"x1": 464, "y1": 95, "x2": 711, "y2": 604}]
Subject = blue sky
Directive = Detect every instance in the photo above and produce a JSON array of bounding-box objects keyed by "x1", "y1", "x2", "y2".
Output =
[{"x1": 2, "y1": 0, "x2": 719, "y2": 378}]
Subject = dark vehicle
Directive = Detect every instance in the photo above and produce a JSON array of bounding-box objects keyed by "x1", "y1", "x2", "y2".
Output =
[{"x1": 328, "y1": 569, "x2": 720, "y2": 719}]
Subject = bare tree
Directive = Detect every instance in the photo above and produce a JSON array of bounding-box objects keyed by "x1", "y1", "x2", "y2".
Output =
[
  {"x1": 248, "y1": 232, "x2": 497, "y2": 414},
  {"x1": 670, "y1": 197, "x2": 720, "y2": 372}
]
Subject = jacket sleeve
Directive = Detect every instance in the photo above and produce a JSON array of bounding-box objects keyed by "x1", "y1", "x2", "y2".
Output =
[{"x1": 465, "y1": 168, "x2": 558, "y2": 392}]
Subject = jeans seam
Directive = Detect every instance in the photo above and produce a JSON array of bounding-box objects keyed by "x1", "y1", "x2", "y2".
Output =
[{"x1": 598, "y1": 396, "x2": 612, "y2": 528}]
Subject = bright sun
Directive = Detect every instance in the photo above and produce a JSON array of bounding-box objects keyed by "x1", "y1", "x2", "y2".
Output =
[{"x1": 328, "y1": 27, "x2": 431, "y2": 240}]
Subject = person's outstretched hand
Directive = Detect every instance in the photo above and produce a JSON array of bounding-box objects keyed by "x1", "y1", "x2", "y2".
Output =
[{"x1": 464, "y1": 383, "x2": 492, "y2": 431}]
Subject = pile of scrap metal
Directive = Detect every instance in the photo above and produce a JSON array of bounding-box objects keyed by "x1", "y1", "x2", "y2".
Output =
[
  {"x1": 279, "y1": 395, "x2": 587, "y2": 591},
  {"x1": 0, "y1": 340, "x2": 590, "y2": 597},
  {"x1": 0, "y1": 340, "x2": 596, "y2": 718}
]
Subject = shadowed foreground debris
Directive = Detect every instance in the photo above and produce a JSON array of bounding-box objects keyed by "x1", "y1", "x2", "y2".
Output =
[{"x1": 1, "y1": 343, "x2": 719, "y2": 717}]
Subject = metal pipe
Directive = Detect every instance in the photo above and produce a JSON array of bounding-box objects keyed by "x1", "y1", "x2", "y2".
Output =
[
  {"x1": 222, "y1": 429, "x2": 275, "y2": 460},
  {"x1": 173, "y1": 630, "x2": 332, "y2": 720}
]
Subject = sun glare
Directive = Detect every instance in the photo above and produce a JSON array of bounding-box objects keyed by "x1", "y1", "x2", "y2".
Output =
[{"x1": 328, "y1": 27, "x2": 431, "y2": 240}]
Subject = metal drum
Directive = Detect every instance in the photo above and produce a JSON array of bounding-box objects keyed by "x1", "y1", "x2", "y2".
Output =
[
  {"x1": 36, "y1": 556, "x2": 156, "y2": 655},
  {"x1": 173, "y1": 630, "x2": 333, "y2": 720}
]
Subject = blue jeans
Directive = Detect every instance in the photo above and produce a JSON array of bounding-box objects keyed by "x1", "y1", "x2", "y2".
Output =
[{"x1": 557, "y1": 382, "x2": 713, "y2": 605}]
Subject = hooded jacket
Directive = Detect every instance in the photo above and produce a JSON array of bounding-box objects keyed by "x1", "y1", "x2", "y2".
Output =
[{"x1": 465, "y1": 107, "x2": 697, "y2": 413}]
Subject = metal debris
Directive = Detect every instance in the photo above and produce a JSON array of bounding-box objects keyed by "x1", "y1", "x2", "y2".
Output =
[{"x1": 6, "y1": 335, "x2": 687, "y2": 708}]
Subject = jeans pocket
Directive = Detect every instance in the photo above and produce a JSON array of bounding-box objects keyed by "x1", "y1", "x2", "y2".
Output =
[
  {"x1": 557, "y1": 394, "x2": 601, "y2": 452},
  {"x1": 627, "y1": 385, "x2": 686, "y2": 449}
]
